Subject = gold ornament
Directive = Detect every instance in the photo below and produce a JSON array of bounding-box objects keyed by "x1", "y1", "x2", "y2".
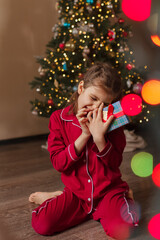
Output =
[
  {"x1": 54, "y1": 79, "x2": 59, "y2": 88},
  {"x1": 105, "y1": 44, "x2": 111, "y2": 51},
  {"x1": 108, "y1": 51, "x2": 115, "y2": 58},
  {"x1": 65, "y1": 39, "x2": 75, "y2": 51},
  {"x1": 79, "y1": 7, "x2": 83, "y2": 13}
]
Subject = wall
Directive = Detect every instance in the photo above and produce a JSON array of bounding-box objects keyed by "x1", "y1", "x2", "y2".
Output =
[{"x1": 0, "y1": 0, "x2": 58, "y2": 140}]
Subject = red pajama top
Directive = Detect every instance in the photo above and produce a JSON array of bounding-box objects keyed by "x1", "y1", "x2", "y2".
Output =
[{"x1": 48, "y1": 105, "x2": 129, "y2": 214}]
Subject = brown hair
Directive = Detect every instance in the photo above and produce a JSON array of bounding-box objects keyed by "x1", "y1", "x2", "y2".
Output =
[{"x1": 67, "y1": 62, "x2": 122, "y2": 114}]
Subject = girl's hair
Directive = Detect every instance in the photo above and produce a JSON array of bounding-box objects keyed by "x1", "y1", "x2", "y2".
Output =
[{"x1": 67, "y1": 62, "x2": 122, "y2": 114}]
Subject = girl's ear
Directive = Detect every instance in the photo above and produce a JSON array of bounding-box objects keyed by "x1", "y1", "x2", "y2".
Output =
[{"x1": 78, "y1": 81, "x2": 84, "y2": 94}]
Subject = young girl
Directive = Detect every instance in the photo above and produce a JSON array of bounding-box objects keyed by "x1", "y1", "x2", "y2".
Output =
[{"x1": 29, "y1": 62, "x2": 139, "y2": 240}]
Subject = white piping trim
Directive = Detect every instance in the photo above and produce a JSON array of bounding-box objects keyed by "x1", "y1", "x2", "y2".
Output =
[
  {"x1": 60, "y1": 108, "x2": 73, "y2": 121},
  {"x1": 86, "y1": 144, "x2": 94, "y2": 214},
  {"x1": 68, "y1": 144, "x2": 76, "y2": 161},
  {"x1": 72, "y1": 122, "x2": 82, "y2": 129},
  {"x1": 123, "y1": 193, "x2": 135, "y2": 224},
  {"x1": 32, "y1": 197, "x2": 56, "y2": 215},
  {"x1": 96, "y1": 143, "x2": 112, "y2": 157}
]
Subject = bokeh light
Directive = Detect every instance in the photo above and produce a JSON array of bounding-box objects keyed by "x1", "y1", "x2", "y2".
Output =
[
  {"x1": 121, "y1": 94, "x2": 142, "y2": 116},
  {"x1": 148, "y1": 213, "x2": 160, "y2": 239},
  {"x1": 131, "y1": 152, "x2": 153, "y2": 177},
  {"x1": 122, "y1": 0, "x2": 151, "y2": 21},
  {"x1": 141, "y1": 80, "x2": 160, "y2": 105},
  {"x1": 152, "y1": 163, "x2": 160, "y2": 187},
  {"x1": 151, "y1": 35, "x2": 160, "y2": 47}
]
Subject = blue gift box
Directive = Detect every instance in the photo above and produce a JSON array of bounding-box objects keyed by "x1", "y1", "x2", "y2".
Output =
[{"x1": 103, "y1": 101, "x2": 130, "y2": 132}]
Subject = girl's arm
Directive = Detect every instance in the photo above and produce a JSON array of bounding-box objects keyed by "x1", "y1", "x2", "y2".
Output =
[
  {"x1": 87, "y1": 103, "x2": 126, "y2": 169},
  {"x1": 48, "y1": 112, "x2": 81, "y2": 172},
  {"x1": 74, "y1": 107, "x2": 91, "y2": 155},
  {"x1": 48, "y1": 110, "x2": 90, "y2": 172},
  {"x1": 91, "y1": 127, "x2": 126, "y2": 169},
  {"x1": 74, "y1": 133, "x2": 90, "y2": 156}
]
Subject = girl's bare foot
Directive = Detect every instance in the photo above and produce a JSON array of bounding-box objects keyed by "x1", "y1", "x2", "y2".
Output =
[
  {"x1": 127, "y1": 188, "x2": 134, "y2": 200},
  {"x1": 29, "y1": 191, "x2": 63, "y2": 205}
]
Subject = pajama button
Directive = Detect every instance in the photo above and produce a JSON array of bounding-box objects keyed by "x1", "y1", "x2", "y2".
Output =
[
  {"x1": 88, "y1": 198, "x2": 91, "y2": 202},
  {"x1": 88, "y1": 179, "x2": 91, "y2": 183}
]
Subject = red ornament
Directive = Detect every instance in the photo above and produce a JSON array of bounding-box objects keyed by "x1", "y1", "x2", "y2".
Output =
[
  {"x1": 118, "y1": 18, "x2": 125, "y2": 24},
  {"x1": 59, "y1": 43, "x2": 65, "y2": 50},
  {"x1": 48, "y1": 99, "x2": 54, "y2": 106},
  {"x1": 126, "y1": 64, "x2": 133, "y2": 70},
  {"x1": 123, "y1": 31, "x2": 128, "y2": 37},
  {"x1": 108, "y1": 30, "x2": 116, "y2": 41}
]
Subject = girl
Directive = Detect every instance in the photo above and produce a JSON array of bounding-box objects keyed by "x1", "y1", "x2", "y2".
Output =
[{"x1": 29, "y1": 62, "x2": 139, "y2": 240}]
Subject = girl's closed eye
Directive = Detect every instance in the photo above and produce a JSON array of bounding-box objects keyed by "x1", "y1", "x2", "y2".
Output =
[{"x1": 91, "y1": 96, "x2": 97, "y2": 101}]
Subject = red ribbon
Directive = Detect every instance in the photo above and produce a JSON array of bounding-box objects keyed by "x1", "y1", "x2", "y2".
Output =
[{"x1": 114, "y1": 110, "x2": 125, "y2": 119}]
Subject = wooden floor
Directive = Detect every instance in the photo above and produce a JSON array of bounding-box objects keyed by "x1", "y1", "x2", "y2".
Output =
[{"x1": 0, "y1": 129, "x2": 159, "y2": 240}]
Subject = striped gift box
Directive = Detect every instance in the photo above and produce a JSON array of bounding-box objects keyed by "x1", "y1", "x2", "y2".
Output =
[{"x1": 103, "y1": 101, "x2": 130, "y2": 132}]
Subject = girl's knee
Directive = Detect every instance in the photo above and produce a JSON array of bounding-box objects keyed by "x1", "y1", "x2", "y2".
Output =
[
  {"x1": 32, "y1": 213, "x2": 56, "y2": 236},
  {"x1": 104, "y1": 219, "x2": 130, "y2": 240}
]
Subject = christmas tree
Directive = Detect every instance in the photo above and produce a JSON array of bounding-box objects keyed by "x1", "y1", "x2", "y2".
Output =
[{"x1": 30, "y1": 0, "x2": 150, "y2": 124}]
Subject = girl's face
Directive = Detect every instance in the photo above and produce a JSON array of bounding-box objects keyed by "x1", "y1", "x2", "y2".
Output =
[{"x1": 77, "y1": 81, "x2": 114, "y2": 112}]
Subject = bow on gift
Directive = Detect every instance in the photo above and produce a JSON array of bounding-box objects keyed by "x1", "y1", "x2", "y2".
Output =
[{"x1": 103, "y1": 104, "x2": 125, "y2": 122}]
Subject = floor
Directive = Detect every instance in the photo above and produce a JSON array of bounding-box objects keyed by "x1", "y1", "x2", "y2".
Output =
[{"x1": 0, "y1": 126, "x2": 159, "y2": 240}]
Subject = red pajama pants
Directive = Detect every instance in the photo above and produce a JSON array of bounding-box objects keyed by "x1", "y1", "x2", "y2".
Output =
[{"x1": 32, "y1": 187, "x2": 139, "y2": 239}]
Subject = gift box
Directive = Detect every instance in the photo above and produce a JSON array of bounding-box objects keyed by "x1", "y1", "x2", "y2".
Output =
[{"x1": 103, "y1": 101, "x2": 130, "y2": 132}]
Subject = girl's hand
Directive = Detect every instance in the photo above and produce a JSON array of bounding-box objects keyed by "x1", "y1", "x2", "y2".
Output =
[
  {"x1": 76, "y1": 108, "x2": 91, "y2": 137},
  {"x1": 86, "y1": 103, "x2": 114, "y2": 142}
]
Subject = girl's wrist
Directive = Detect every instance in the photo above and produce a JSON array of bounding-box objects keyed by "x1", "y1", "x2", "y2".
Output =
[
  {"x1": 81, "y1": 132, "x2": 91, "y2": 139},
  {"x1": 74, "y1": 132, "x2": 90, "y2": 156},
  {"x1": 93, "y1": 136, "x2": 106, "y2": 152},
  {"x1": 93, "y1": 135, "x2": 105, "y2": 144}
]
